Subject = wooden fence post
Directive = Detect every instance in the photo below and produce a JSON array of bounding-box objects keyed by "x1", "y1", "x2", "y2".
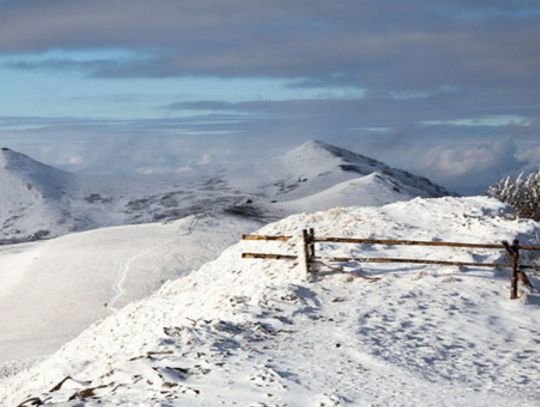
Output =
[
  {"x1": 302, "y1": 228, "x2": 316, "y2": 277},
  {"x1": 502, "y1": 239, "x2": 520, "y2": 299},
  {"x1": 308, "y1": 228, "x2": 316, "y2": 259}
]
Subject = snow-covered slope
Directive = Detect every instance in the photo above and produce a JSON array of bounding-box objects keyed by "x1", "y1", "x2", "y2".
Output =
[
  {"x1": 0, "y1": 214, "x2": 260, "y2": 377},
  {"x1": 3, "y1": 197, "x2": 539, "y2": 406},
  {"x1": 0, "y1": 141, "x2": 451, "y2": 244},
  {"x1": 0, "y1": 148, "x2": 74, "y2": 243},
  {"x1": 271, "y1": 173, "x2": 414, "y2": 213}
]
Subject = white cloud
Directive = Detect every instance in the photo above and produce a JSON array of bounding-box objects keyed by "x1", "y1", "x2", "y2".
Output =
[
  {"x1": 421, "y1": 115, "x2": 531, "y2": 127},
  {"x1": 389, "y1": 85, "x2": 458, "y2": 100},
  {"x1": 518, "y1": 143, "x2": 540, "y2": 168},
  {"x1": 349, "y1": 126, "x2": 393, "y2": 133},
  {"x1": 66, "y1": 154, "x2": 84, "y2": 165},
  {"x1": 417, "y1": 140, "x2": 527, "y2": 191}
]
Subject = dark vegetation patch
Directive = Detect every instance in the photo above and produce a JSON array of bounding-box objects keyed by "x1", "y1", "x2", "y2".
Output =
[
  {"x1": 339, "y1": 164, "x2": 369, "y2": 175},
  {"x1": 223, "y1": 204, "x2": 266, "y2": 220},
  {"x1": 84, "y1": 194, "x2": 113, "y2": 204}
]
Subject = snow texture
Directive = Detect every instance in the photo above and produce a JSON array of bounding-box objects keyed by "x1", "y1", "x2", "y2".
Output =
[
  {"x1": 2, "y1": 196, "x2": 539, "y2": 406},
  {"x1": 0, "y1": 214, "x2": 260, "y2": 376}
]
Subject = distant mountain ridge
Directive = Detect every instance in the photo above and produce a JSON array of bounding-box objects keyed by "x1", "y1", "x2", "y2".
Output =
[
  {"x1": 0, "y1": 141, "x2": 452, "y2": 244},
  {"x1": 268, "y1": 140, "x2": 449, "y2": 199}
]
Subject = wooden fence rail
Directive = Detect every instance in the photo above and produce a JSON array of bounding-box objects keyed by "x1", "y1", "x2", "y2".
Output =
[
  {"x1": 241, "y1": 253, "x2": 297, "y2": 260},
  {"x1": 312, "y1": 237, "x2": 540, "y2": 251},
  {"x1": 325, "y1": 256, "x2": 509, "y2": 269},
  {"x1": 242, "y1": 234, "x2": 292, "y2": 241},
  {"x1": 241, "y1": 229, "x2": 540, "y2": 300}
]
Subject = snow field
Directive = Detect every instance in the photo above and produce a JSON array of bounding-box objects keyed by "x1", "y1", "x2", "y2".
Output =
[
  {"x1": 0, "y1": 214, "x2": 261, "y2": 377},
  {"x1": 2, "y1": 196, "x2": 539, "y2": 405}
]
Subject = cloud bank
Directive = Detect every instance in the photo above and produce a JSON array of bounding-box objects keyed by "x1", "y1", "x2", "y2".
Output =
[{"x1": 0, "y1": 0, "x2": 538, "y2": 194}]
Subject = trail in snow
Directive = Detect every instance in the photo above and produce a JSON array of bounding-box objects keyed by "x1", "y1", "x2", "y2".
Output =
[
  {"x1": 107, "y1": 215, "x2": 208, "y2": 312},
  {"x1": 0, "y1": 212, "x2": 261, "y2": 379},
  {"x1": 106, "y1": 241, "x2": 170, "y2": 312}
]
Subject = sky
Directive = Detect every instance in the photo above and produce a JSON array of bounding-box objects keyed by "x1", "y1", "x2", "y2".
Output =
[{"x1": 0, "y1": 0, "x2": 539, "y2": 194}]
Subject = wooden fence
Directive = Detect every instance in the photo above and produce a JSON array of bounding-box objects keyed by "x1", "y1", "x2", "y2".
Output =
[{"x1": 241, "y1": 229, "x2": 540, "y2": 300}]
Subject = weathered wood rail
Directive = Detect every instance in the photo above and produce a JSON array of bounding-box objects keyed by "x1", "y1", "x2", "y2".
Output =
[
  {"x1": 312, "y1": 237, "x2": 540, "y2": 251},
  {"x1": 242, "y1": 253, "x2": 297, "y2": 260},
  {"x1": 242, "y1": 234, "x2": 292, "y2": 241},
  {"x1": 241, "y1": 229, "x2": 540, "y2": 300}
]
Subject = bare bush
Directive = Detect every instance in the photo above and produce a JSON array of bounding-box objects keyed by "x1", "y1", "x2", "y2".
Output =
[{"x1": 488, "y1": 170, "x2": 540, "y2": 221}]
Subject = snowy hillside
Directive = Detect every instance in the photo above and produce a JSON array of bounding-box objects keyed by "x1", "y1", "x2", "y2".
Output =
[
  {"x1": 0, "y1": 148, "x2": 75, "y2": 244},
  {"x1": 0, "y1": 214, "x2": 260, "y2": 378},
  {"x1": 0, "y1": 141, "x2": 451, "y2": 244},
  {"x1": 3, "y1": 197, "x2": 539, "y2": 406},
  {"x1": 271, "y1": 173, "x2": 414, "y2": 213}
]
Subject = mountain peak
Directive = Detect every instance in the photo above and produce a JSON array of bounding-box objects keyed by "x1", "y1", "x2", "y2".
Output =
[
  {"x1": 0, "y1": 147, "x2": 70, "y2": 177},
  {"x1": 290, "y1": 139, "x2": 344, "y2": 155},
  {"x1": 1, "y1": 146, "x2": 35, "y2": 164},
  {"x1": 297, "y1": 139, "x2": 332, "y2": 149},
  {"x1": 287, "y1": 139, "x2": 379, "y2": 164},
  {"x1": 276, "y1": 140, "x2": 451, "y2": 200},
  {"x1": 0, "y1": 147, "x2": 28, "y2": 169},
  {"x1": 0, "y1": 147, "x2": 71, "y2": 210},
  {"x1": 280, "y1": 140, "x2": 387, "y2": 175},
  {"x1": 0, "y1": 146, "x2": 15, "y2": 160}
]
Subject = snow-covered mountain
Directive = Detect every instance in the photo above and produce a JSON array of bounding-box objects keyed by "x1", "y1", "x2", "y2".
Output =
[
  {"x1": 2, "y1": 197, "x2": 539, "y2": 406},
  {"x1": 226, "y1": 139, "x2": 448, "y2": 201},
  {"x1": 0, "y1": 147, "x2": 75, "y2": 243},
  {"x1": 0, "y1": 141, "x2": 451, "y2": 244}
]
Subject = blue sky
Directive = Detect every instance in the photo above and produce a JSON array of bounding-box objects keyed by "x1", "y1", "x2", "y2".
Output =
[
  {"x1": 0, "y1": 49, "x2": 366, "y2": 118},
  {"x1": 0, "y1": 0, "x2": 539, "y2": 194}
]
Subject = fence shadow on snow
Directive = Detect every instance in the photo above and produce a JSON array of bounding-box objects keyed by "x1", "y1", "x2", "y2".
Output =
[{"x1": 241, "y1": 229, "x2": 540, "y2": 300}]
